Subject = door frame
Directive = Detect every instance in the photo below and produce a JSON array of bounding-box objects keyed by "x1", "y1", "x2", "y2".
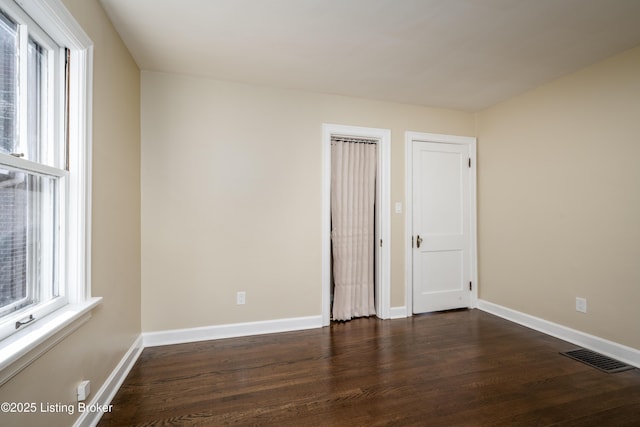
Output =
[
  {"x1": 404, "y1": 131, "x2": 478, "y2": 316},
  {"x1": 322, "y1": 124, "x2": 391, "y2": 326}
]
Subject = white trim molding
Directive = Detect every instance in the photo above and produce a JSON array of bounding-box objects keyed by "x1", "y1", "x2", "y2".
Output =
[
  {"x1": 389, "y1": 306, "x2": 409, "y2": 319},
  {"x1": 404, "y1": 131, "x2": 478, "y2": 316},
  {"x1": 76, "y1": 315, "x2": 323, "y2": 425},
  {"x1": 322, "y1": 124, "x2": 391, "y2": 326},
  {"x1": 478, "y1": 300, "x2": 640, "y2": 369},
  {"x1": 74, "y1": 335, "x2": 143, "y2": 427},
  {"x1": 0, "y1": 298, "x2": 101, "y2": 386},
  {"x1": 143, "y1": 316, "x2": 323, "y2": 348},
  {"x1": 16, "y1": 0, "x2": 92, "y2": 47}
]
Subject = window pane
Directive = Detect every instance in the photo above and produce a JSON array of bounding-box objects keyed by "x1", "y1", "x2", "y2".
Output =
[
  {"x1": 0, "y1": 11, "x2": 18, "y2": 155},
  {"x1": 28, "y1": 37, "x2": 47, "y2": 164},
  {"x1": 0, "y1": 168, "x2": 58, "y2": 316}
]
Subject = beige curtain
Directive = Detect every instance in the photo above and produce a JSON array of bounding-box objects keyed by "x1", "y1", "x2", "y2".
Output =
[{"x1": 331, "y1": 139, "x2": 377, "y2": 321}]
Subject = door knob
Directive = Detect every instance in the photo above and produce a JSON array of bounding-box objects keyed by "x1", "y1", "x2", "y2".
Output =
[{"x1": 416, "y1": 235, "x2": 423, "y2": 248}]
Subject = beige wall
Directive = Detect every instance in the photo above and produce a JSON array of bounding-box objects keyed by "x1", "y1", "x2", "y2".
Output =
[
  {"x1": 141, "y1": 71, "x2": 474, "y2": 332},
  {"x1": 476, "y1": 46, "x2": 640, "y2": 350},
  {"x1": 0, "y1": 0, "x2": 141, "y2": 426},
  {"x1": 4, "y1": 6, "x2": 636, "y2": 424}
]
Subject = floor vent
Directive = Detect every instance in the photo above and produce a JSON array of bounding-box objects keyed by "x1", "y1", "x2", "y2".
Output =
[{"x1": 560, "y1": 349, "x2": 635, "y2": 373}]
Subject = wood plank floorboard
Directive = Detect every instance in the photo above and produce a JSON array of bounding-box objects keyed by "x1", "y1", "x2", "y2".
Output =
[{"x1": 98, "y1": 309, "x2": 640, "y2": 426}]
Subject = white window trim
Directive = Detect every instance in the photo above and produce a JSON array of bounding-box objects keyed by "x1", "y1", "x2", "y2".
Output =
[
  {"x1": 0, "y1": 0, "x2": 100, "y2": 386},
  {"x1": 0, "y1": 298, "x2": 101, "y2": 385}
]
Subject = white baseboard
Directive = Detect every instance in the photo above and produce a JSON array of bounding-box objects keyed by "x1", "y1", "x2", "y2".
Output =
[
  {"x1": 73, "y1": 315, "x2": 323, "y2": 425},
  {"x1": 389, "y1": 306, "x2": 408, "y2": 319},
  {"x1": 74, "y1": 334, "x2": 144, "y2": 427},
  {"x1": 477, "y1": 299, "x2": 640, "y2": 369},
  {"x1": 143, "y1": 315, "x2": 324, "y2": 347}
]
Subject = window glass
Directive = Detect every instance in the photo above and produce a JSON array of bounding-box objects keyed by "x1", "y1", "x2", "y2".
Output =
[
  {"x1": 0, "y1": 168, "x2": 58, "y2": 318},
  {"x1": 27, "y1": 37, "x2": 47, "y2": 164},
  {"x1": 0, "y1": 11, "x2": 18, "y2": 155}
]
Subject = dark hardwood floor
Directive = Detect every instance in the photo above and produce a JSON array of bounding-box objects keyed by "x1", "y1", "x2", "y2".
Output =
[{"x1": 98, "y1": 309, "x2": 640, "y2": 426}]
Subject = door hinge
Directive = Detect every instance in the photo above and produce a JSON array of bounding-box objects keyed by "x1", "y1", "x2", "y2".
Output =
[
  {"x1": 469, "y1": 281, "x2": 473, "y2": 291},
  {"x1": 411, "y1": 236, "x2": 414, "y2": 248},
  {"x1": 380, "y1": 239, "x2": 383, "y2": 248},
  {"x1": 468, "y1": 158, "x2": 471, "y2": 168}
]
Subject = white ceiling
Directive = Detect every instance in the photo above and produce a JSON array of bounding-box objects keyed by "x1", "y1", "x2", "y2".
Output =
[{"x1": 99, "y1": 0, "x2": 640, "y2": 111}]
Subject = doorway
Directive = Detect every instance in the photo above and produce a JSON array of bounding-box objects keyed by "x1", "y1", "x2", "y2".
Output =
[
  {"x1": 322, "y1": 124, "x2": 390, "y2": 326},
  {"x1": 405, "y1": 132, "x2": 478, "y2": 315}
]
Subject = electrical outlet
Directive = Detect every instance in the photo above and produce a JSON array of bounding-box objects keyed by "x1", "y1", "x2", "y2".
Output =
[
  {"x1": 77, "y1": 380, "x2": 90, "y2": 402},
  {"x1": 237, "y1": 291, "x2": 246, "y2": 305},
  {"x1": 576, "y1": 297, "x2": 587, "y2": 313}
]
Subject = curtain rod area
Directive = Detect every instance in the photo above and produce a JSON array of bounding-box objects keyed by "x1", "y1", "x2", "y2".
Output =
[{"x1": 331, "y1": 136, "x2": 378, "y2": 145}]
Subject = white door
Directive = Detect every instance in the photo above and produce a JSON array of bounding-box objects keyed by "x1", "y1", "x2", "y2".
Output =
[{"x1": 412, "y1": 141, "x2": 471, "y2": 313}]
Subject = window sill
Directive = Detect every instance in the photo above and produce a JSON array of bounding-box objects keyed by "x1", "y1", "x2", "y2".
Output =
[{"x1": 0, "y1": 297, "x2": 102, "y2": 386}]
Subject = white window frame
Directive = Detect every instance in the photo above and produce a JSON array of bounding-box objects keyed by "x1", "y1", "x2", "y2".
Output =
[{"x1": 0, "y1": 0, "x2": 100, "y2": 386}]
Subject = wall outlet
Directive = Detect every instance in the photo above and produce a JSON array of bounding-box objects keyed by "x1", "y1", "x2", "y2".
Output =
[
  {"x1": 77, "y1": 380, "x2": 90, "y2": 402},
  {"x1": 576, "y1": 297, "x2": 587, "y2": 313},
  {"x1": 237, "y1": 291, "x2": 246, "y2": 305}
]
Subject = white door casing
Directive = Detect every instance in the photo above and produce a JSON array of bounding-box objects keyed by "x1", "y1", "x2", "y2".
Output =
[
  {"x1": 405, "y1": 132, "x2": 477, "y2": 315},
  {"x1": 322, "y1": 124, "x2": 391, "y2": 326}
]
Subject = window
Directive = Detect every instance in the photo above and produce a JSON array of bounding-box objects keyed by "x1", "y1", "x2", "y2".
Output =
[
  {"x1": 0, "y1": 0, "x2": 97, "y2": 381},
  {"x1": 0, "y1": 4, "x2": 66, "y2": 341}
]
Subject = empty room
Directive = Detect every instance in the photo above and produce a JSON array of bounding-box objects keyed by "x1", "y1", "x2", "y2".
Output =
[{"x1": 0, "y1": 0, "x2": 639, "y2": 426}]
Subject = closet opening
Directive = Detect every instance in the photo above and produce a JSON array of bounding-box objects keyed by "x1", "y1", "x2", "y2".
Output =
[
  {"x1": 330, "y1": 136, "x2": 378, "y2": 321},
  {"x1": 321, "y1": 124, "x2": 391, "y2": 326}
]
